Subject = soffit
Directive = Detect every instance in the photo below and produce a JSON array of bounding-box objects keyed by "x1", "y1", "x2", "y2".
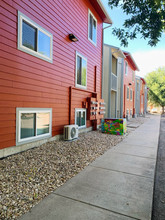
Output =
[{"x1": 89, "y1": 0, "x2": 112, "y2": 24}]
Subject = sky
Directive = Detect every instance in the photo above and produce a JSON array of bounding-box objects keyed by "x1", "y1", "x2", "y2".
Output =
[{"x1": 102, "y1": 0, "x2": 165, "y2": 78}]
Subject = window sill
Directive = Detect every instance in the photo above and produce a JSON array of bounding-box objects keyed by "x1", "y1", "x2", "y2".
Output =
[
  {"x1": 16, "y1": 134, "x2": 52, "y2": 146},
  {"x1": 75, "y1": 84, "x2": 87, "y2": 90},
  {"x1": 88, "y1": 37, "x2": 97, "y2": 47}
]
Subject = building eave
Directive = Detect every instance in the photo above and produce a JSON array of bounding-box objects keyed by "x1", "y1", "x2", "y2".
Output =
[
  {"x1": 104, "y1": 44, "x2": 126, "y2": 58},
  {"x1": 89, "y1": 0, "x2": 113, "y2": 24},
  {"x1": 140, "y1": 77, "x2": 146, "y2": 84},
  {"x1": 123, "y1": 51, "x2": 139, "y2": 71}
]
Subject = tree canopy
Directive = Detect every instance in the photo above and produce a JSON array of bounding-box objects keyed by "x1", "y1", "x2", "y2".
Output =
[
  {"x1": 145, "y1": 67, "x2": 165, "y2": 108},
  {"x1": 108, "y1": 0, "x2": 165, "y2": 47}
]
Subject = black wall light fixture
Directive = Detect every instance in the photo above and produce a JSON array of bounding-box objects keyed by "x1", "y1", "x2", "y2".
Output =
[
  {"x1": 129, "y1": 83, "x2": 132, "y2": 85},
  {"x1": 69, "y1": 34, "x2": 78, "y2": 42}
]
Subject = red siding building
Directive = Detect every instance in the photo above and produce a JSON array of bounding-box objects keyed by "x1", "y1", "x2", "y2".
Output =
[
  {"x1": 123, "y1": 52, "x2": 139, "y2": 119},
  {"x1": 0, "y1": 0, "x2": 112, "y2": 157},
  {"x1": 140, "y1": 77, "x2": 146, "y2": 115}
]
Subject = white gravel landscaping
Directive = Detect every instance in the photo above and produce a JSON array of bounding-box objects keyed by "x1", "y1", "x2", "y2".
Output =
[{"x1": 0, "y1": 116, "x2": 148, "y2": 219}]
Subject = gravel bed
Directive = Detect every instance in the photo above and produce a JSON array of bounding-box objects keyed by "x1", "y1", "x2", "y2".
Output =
[{"x1": 0, "y1": 116, "x2": 148, "y2": 219}]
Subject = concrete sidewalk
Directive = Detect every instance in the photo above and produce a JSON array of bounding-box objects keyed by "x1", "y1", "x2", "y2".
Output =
[{"x1": 20, "y1": 115, "x2": 160, "y2": 220}]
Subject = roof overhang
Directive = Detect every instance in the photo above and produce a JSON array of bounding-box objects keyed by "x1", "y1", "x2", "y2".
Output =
[
  {"x1": 104, "y1": 44, "x2": 125, "y2": 59},
  {"x1": 123, "y1": 51, "x2": 139, "y2": 71},
  {"x1": 111, "y1": 47, "x2": 125, "y2": 59},
  {"x1": 140, "y1": 77, "x2": 146, "y2": 84},
  {"x1": 89, "y1": 0, "x2": 113, "y2": 24}
]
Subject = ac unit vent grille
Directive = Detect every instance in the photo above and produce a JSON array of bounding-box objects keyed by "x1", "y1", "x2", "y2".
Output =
[
  {"x1": 64, "y1": 125, "x2": 78, "y2": 141},
  {"x1": 71, "y1": 127, "x2": 76, "y2": 138},
  {"x1": 64, "y1": 127, "x2": 68, "y2": 140}
]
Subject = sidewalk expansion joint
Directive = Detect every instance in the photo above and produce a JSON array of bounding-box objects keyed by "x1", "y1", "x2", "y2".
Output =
[
  {"x1": 120, "y1": 143, "x2": 158, "y2": 149},
  {"x1": 90, "y1": 165, "x2": 154, "y2": 180},
  {"x1": 53, "y1": 193, "x2": 139, "y2": 220},
  {"x1": 110, "y1": 151, "x2": 156, "y2": 160}
]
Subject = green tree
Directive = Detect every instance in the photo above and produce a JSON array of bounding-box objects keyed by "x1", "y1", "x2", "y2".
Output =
[
  {"x1": 108, "y1": 0, "x2": 165, "y2": 47},
  {"x1": 145, "y1": 67, "x2": 165, "y2": 112}
]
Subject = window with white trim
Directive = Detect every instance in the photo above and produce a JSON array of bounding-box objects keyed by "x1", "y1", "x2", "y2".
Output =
[
  {"x1": 88, "y1": 10, "x2": 97, "y2": 45},
  {"x1": 125, "y1": 61, "x2": 128, "y2": 75},
  {"x1": 127, "y1": 87, "x2": 129, "y2": 100},
  {"x1": 75, "y1": 109, "x2": 86, "y2": 128},
  {"x1": 16, "y1": 108, "x2": 52, "y2": 145},
  {"x1": 76, "y1": 52, "x2": 87, "y2": 89},
  {"x1": 130, "y1": 89, "x2": 133, "y2": 101},
  {"x1": 18, "y1": 11, "x2": 53, "y2": 63}
]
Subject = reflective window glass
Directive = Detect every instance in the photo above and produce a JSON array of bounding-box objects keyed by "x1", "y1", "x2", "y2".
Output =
[
  {"x1": 75, "y1": 109, "x2": 86, "y2": 128},
  {"x1": 81, "y1": 111, "x2": 86, "y2": 126},
  {"x1": 81, "y1": 59, "x2": 87, "y2": 86},
  {"x1": 89, "y1": 14, "x2": 93, "y2": 40},
  {"x1": 38, "y1": 31, "x2": 51, "y2": 58},
  {"x1": 22, "y1": 21, "x2": 37, "y2": 51},
  {"x1": 76, "y1": 53, "x2": 87, "y2": 88},
  {"x1": 21, "y1": 113, "x2": 36, "y2": 139},
  {"x1": 77, "y1": 56, "x2": 82, "y2": 85},
  {"x1": 93, "y1": 19, "x2": 96, "y2": 44},
  {"x1": 88, "y1": 11, "x2": 97, "y2": 45},
  {"x1": 37, "y1": 112, "x2": 50, "y2": 135}
]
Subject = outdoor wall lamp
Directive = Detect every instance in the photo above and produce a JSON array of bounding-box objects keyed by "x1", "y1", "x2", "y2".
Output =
[
  {"x1": 69, "y1": 34, "x2": 78, "y2": 42},
  {"x1": 129, "y1": 83, "x2": 132, "y2": 85}
]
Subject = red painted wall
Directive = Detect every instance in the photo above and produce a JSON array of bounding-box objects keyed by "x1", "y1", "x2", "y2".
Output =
[
  {"x1": 140, "y1": 79, "x2": 145, "y2": 114},
  {"x1": 0, "y1": 0, "x2": 103, "y2": 149},
  {"x1": 123, "y1": 58, "x2": 136, "y2": 118}
]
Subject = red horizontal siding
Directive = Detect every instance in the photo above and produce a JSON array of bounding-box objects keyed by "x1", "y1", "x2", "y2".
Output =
[
  {"x1": 0, "y1": 141, "x2": 15, "y2": 150},
  {"x1": 123, "y1": 58, "x2": 136, "y2": 117},
  {"x1": 0, "y1": 0, "x2": 103, "y2": 150},
  {"x1": 0, "y1": 120, "x2": 15, "y2": 128}
]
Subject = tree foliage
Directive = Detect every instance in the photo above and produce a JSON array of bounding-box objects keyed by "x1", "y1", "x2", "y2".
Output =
[
  {"x1": 108, "y1": 0, "x2": 165, "y2": 47},
  {"x1": 145, "y1": 67, "x2": 165, "y2": 108}
]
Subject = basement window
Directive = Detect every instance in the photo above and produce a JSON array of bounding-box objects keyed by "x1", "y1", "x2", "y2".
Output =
[
  {"x1": 18, "y1": 11, "x2": 53, "y2": 63},
  {"x1": 75, "y1": 108, "x2": 86, "y2": 129},
  {"x1": 76, "y1": 52, "x2": 87, "y2": 89},
  {"x1": 88, "y1": 10, "x2": 97, "y2": 46},
  {"x1": 16, "y1": 108, "x2": 52, "y2": 145}
]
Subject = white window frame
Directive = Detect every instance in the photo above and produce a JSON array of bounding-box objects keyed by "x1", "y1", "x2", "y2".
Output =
[
  {"x1": 16, "y1": 108, "x2": 52, "y2": 145},
  {"x1": 75, "y1": 51, "x2": 87, "y2": 90},
  {"x1": 75, "y1": 108, "x2": 86, "y2": 129},
  {"x1": 130, "y1": 89, "x2": 133, "y2": 101},
  {"x1": 18, "y1": 11, "x2": 53, "y2": 63},
  {"x1": 125, "y1": 61, "x2": 128, "y2": 75},
  {"x1": 88, "y1": 9, "x2": 97, "y2": 46},
  {"x1": 127, "y1": 87, "x2": 129, "y2": 100}
]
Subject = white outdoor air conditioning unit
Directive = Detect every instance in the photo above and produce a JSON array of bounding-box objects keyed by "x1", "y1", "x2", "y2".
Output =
[{"x1": 64, "y1": 125, "x2": 78, "y2": 141}]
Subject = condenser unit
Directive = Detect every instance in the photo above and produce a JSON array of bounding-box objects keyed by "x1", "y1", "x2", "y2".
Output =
[{"x1": 64, "y1": 125, "x2": 78, "y2": 141}]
